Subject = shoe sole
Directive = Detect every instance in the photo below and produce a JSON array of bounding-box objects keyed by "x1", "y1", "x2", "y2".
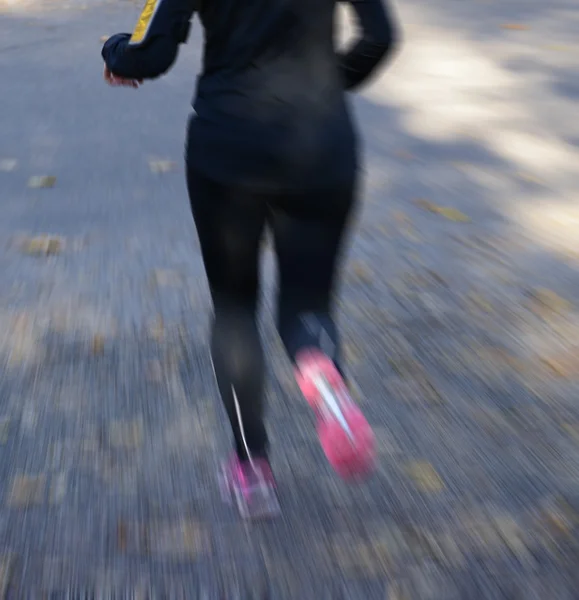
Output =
[{"x1": 295, "y1": 349, "x2": 375, "y2": 479}]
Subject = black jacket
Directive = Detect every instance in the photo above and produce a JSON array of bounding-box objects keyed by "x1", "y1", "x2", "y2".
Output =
[{"x1": 102, "y1": 0, "x2": 399, "y2": 191}]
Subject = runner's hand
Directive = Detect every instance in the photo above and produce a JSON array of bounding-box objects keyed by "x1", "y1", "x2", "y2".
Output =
[{"x1": 103, "y1": 64, "x2": 143, "y2": 88}]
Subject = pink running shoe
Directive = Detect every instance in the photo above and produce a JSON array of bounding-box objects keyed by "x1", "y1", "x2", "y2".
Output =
[
  {"x1": 295, "y1": 349, "x2": 375, "y2": 479},
  {"x1": 219, "y1": 454, "x2": 280, "y2": 520}
]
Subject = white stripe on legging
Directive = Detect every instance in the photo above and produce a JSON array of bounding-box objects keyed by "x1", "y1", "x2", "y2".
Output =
[{"x1": 210, "y1": 354, "x2": 254, "y2": 466}]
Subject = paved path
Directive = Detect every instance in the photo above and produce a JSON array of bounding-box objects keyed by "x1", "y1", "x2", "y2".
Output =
[{"x1": 1, "y1": 0, "x2": 579, "y2": 596}]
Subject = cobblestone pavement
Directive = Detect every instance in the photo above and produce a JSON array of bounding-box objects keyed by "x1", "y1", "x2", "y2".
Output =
[{"x1": 1, "y1": 0, "x2": 579, "y2": 597}]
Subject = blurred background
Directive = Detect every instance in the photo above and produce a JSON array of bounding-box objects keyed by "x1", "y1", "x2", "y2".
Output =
[{"x1": 1, "y1": 0, "x2": 579, "y2": 597}]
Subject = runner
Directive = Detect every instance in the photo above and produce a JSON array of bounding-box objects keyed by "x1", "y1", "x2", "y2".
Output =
[{"x1": 102, "y1": 0, "x2": 399, "y2": 519}]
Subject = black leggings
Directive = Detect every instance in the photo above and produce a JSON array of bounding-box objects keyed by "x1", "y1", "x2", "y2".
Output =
[{"x1": 186, "y1": 168, "x2": 357, "y2": 461}]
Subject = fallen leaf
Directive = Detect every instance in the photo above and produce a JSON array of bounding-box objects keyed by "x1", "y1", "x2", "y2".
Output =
[
  {"x1": 528, "y1": 288, "x2": 572, "y2": 315},
  {"x1": 436, "y1": 207, "x2": 470, "y2": 222},
  {"x1": 347, "y1": 380, "x2": 362, "y2": 402},
  {"x1": 541, "y1": 358, "x2": 566, "y2": 377},
  {"x1": 492, "y1": 516, "x2": 532, "y2": 562},
  {"x1": 7, "y1": 475, "x2": 47, "y2": 507},
  {"x1": 414, "y1": 199, "x2": 470, "y2": 222},
  {"x1": 143, "y1": 519, "x2": 210, "y2": 558},
  {"x1": 348, "y1": 261, "x2": 373, "y2": 284},
  {"x1": 517, "y1": 171, "x2": 543, "y2": 185},
  {"x1": 501, "y1": 23, "x2": 530, "y2": 31},
  {"x1": 388, "y1": 581, "x2": 412, "y2": 600},
  {"x1": 541, "y1": 348, "x2": 579, "y2": 378},
  {"x1": 92, "y1": 335, "x2": 105, "y2": 355},
  {"x1": 424, "y1": 268, "x2": 447, "y2": 287},
  {"x1": 477, "y1": 346, "x2": 528, "y2": 373},
  {"x1": 388, "y1": 357, "x2": 414, "y2": 376},
  {"x1": 28, "y1": 175, "x2": 56, "y2": 189},
  {"x1": 149, "y1": 316, "x2": 165, "y2": 341},
  {"x1": 109, "y1": 418, "x2": 144, "y2": 449},
  {"x1": 328, "y1": 535, "x2": 391, "y2": 576},
  {"x1": 22, "y1": 235, "x2": 64, "y2": 256},
  {"x1": 0, "y1": 419, "x2": 10, "y2": 445},
  {"x1": 467, "y1": 292, "x2": 493, "y2": 313},
  {"x1": 543, "y1": 44, "x2": 573, "y2": 52},
  {"x1": 401, "y1": 225, "x2": 421, "y2": 242},
  {"x1": 549, "y1": 498, "x2": 579, "y2": 527},
  {"x1": 48, "y1": 238, "x2": 63, "y2": 253},
  {"x1": 405, "y1": 461, "x2": 444, "y2": 492},
  {"x1": 0, "y1": 158, "x2": 17, "y2": 172},
  {"x1": 394, "y1": 150, "x2": 415, "y2": 161},
  {"x1": 344, "y1": 342, "x2": 362, "y2": 365},
  {"x1": 148, "y1": 159, "x2": 177, "y2": 174},
  {"x1": 541, "y1": 509, "x2": 573, "y2": 538},
  {"x1": 49, "y1": 473, "x2": 67, "y2": 505},
  {"x1": 401, "y1": 272, "x2": 427, "y2": 287},
  {"x1": 150, "y1": 269, "x2": 182, "y2": 288},
  {"x1": 392, "y1": 211, "x2": 421, "y2": 240},
  {"x1": 117, "y1": 520, "x2": 128, "y2": 551},
  {"x1": 393, "y1": 211, "x2": 411, "y2": 224},
  {"x1": 389, "y1": 356, "x2": 445, "y2": 405},
  {"x1": 146, "y1": 360, "x2": 163, "y2": 382},
  {"x1": 100, "y1": 35, "x2": 110, "y2": 43},
  {"x1": 6, "y1": 313, "x2": 38, "y2": 366}
]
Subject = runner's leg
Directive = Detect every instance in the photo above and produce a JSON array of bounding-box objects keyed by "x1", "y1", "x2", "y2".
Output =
[
  {"x1": 269, "y1": 178, "x2": 375, "y2": 478},
  {"x1": 186, "y1": 168, "x2": 268, "y2": 462},
  {"x1": 186, "y1": 168, "x2": 280, "y2": 518},
  {"x1": 269, "y1": 179, "x2": 357, "y2": 369}
]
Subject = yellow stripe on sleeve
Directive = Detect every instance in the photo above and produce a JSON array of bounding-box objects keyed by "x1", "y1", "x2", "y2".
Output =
[{"x1": 129, "y1": 0, "x2": 160, "y2": 45}]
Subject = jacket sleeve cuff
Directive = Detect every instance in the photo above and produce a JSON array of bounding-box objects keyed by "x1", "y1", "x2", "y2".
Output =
[{"x1": 101, "y1": 33, "x2": 131, "y2": 65}]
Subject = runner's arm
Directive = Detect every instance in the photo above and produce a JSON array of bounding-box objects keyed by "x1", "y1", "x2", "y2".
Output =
[
  {"x1": 101, "y1": 0, "x2": 197, "y2": 80},
  {"x1": 338, "y1": 0, "x2": 400, "y2": 90}
]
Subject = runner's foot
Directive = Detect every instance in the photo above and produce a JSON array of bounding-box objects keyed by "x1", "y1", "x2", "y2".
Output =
[
  {"x1": 295, "y1": 349, "x2": 375, "y2": 479},
  {"x1": 219, "y1": 454, "x2": 280, "y2": 519}
]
